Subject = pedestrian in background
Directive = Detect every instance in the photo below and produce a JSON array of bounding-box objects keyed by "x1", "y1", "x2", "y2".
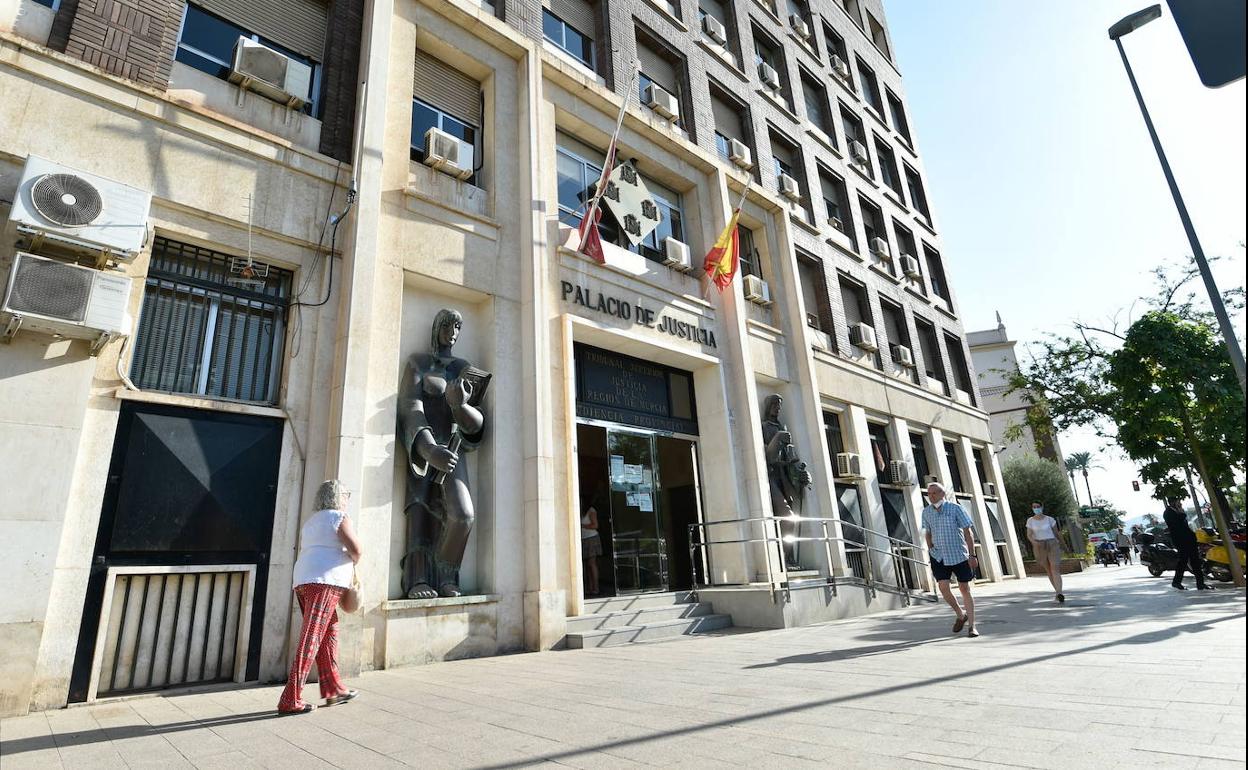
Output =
[
  {"x1": 1115, "y1": 527, "x2": 1133, "y2": 565},
  {"x1": 1163, "y1": 497, "x2": 1209, "y2": 591},
  {"x1": 922, "y1": 482, "x2": 980, "y2": 638},
  {"x1": 278, "y1": 480, "x2": 362, "y2": 714},
  {"x1": 1025, "y1": 502, "x2": 1065, "y2": 603}
]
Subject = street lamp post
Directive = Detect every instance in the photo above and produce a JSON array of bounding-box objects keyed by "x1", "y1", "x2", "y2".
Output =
[{"x1": 1109, "y1": 5, "x2": 1248, "y2": 399}]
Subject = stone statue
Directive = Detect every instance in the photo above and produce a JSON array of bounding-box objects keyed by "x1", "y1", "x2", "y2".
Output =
[
  {"x1": 398, "y1": 309, "x2": 490, "y2": 599},
  {"x1": 761, "y1": 394, "x2": 812, "y2": 569}
]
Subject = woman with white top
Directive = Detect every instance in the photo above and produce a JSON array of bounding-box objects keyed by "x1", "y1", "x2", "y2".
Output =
[
  {"x1": 1025, "y1": 501, "x2": 1065, "y2": 603},
  {"x1": 581, "y1": 502, "x2": 603, "y2": 597},
  {"x1": 277, "y1": 480, "x2": 363, "y2": 715}
]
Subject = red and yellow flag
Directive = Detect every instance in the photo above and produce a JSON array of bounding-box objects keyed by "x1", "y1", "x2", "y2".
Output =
[{"x1": 703, "y1": 208, "x2": 742, "y2": 291}]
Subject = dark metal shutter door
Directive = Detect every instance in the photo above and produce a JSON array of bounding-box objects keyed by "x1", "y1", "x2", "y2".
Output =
[
  {"x1": 546, "y1": 0, "x2": 595, "y2": 38},
  {"x1": 413, "y1": 51, "x2": 482, "y2": 126},
  {"x1": 636, "y1": 44, "x2": 677, "y2": 93},
  {"x1": 710, "y1": 96, "x2": 744, "y2": 140},
  {"x1": 193, "y1": 0, "x2": 329, "y2": 61}
]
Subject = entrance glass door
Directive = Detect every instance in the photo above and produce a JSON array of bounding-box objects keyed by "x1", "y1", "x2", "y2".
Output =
[{"x1": 607, "y1": 428, "x2": 668, "y2": 593}]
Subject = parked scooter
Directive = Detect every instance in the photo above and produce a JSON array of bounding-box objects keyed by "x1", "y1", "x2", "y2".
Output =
[
  {"x1": 1196, "y1": 526, "x2": 1247, "y2": 583},
  {"x1": 1139, "y1": 530, "x2": 1183, "y2": 577}
]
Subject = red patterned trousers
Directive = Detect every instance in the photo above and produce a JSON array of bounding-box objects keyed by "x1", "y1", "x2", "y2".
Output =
[{"x1": 278, "y1": 583, "x2": 346, "y2": 711}]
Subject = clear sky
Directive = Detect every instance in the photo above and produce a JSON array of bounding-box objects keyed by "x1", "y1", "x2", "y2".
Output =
[{"x1": 883, "y1": 0, "x2": 1247, "y2": 524}]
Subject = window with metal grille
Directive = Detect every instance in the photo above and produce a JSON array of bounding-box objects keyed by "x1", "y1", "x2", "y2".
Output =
[{"x1": 130, "y1": 238, "x2": 292, "y2": 405}]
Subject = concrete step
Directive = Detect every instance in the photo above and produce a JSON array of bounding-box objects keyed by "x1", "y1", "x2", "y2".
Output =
[
  {"x1": 582, "y1": 591, "x2": 696, "y2": 615},
  {"x1": 566, "y1": 602, "x2": 715, "y2": 634},
  {"x1": 566, "y1": 613, "x2": 733, "y2": 649}
]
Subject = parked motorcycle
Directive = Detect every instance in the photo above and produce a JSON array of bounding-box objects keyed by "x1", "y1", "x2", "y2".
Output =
[
  {"x1": 1196, "y1": 527, "x2": 1247, "y2": 583},
  {"x1": 1139, "y1": 530, "x2": 1183, "y2": 577}
]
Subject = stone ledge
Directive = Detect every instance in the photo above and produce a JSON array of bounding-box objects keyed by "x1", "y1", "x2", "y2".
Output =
[{"x1": 382, "y1": 594, "x2": 501, "y2": 613}]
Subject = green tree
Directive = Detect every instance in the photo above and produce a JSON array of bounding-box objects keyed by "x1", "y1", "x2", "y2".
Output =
[
  {"x1": 1080, "y1": 500, "x2": 1126, "y2": 534},
  {"x1": 1001, "y1": 455, "x2": 1079, "y2": 553}
]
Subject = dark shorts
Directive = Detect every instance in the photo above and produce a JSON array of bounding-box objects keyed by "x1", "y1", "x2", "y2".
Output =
[{"x1": 931, "y1": 558, "x2": 975, "y2": 583}]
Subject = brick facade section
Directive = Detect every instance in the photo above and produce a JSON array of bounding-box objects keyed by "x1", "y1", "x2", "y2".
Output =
[
  {"x1": 57, "y1": 0, "x2": 183, "y2": 87},
  {"x1": 318, "y1": 0, "x2": 365, "y2": 162}
]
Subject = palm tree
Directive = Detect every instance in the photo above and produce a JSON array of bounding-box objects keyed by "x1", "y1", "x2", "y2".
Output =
[
  {"x1": 1065, "y1": 452, "x2": 1097, "y2": 508},
  {"x1": 1064, "y1": 456, "x2": 1081, "y2": 505}
]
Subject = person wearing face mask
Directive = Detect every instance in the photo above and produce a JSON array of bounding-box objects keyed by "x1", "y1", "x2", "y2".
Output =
[{"x1": 1025, "y1": 501, "x2": 1065, "y2": 602}]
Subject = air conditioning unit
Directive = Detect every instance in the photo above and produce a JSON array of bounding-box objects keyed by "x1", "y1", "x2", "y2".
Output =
[
  {"x1": 743, "y1": 274, "x2": 771, "y2": 304},
  {"x1": 423, "y1": 127, "x2": 475, "y2": 180},
  {"x1": 983, "y1": 482, "x2": 998, "y2": 498},
  {"x1": 1, "y1": 252, "x2": 131, "y2": 354},
  {"x1": 923, "y1": 474, "x2": 941, "y2": 486},
  {"x1": 663, "y1": 237, "x2": 691, "y2": 271},
  {"x1": 828, "y1": 216, "x2": 844, "y2": 232},
  {"x1": 832, "y1": 55, "x2": 850, "y2": 81},
  {"x1": 729, "y1": 139, "x2": 753, "y2": 169},
  {"x1": 849, "y1": 322, "x2": 878, "y2": 351},
  {"x1": 8, "y1": 156, "x2": 152, "y2": 262},
  {"x1": 778, "y1": 173, "x2": 801, "y2": 201},
  {"x1": 229, "y1": 37, "x2": 313, "y2": 109},
  {"x1": 850, "y1": 140, "x2": 869, "y2": 165},
  {"x1": 758, "y1": 61, "x2": 781, "y2": 90},
  {"x1": 890, "y1": 343, "x2": 915, "y2": 368},
  {"x1": 789, "y1": 14, "x2": 811, "y2": 40},
  {"x1": 806, "y1": 312, "x2": 821, "y2": 329},
  {"x1": 644, "y1": 83, "x2": 680, "y2": 121},
  {"x1": 900, "y1": 254, "x2": 921, "y2": 278},
  {"x1": 870, "y1": 237, "x2": 891, "y2": 260},
  {"x1": 702, "y1": 13, "x2": 728, "y2": 45},
  {"x1": 836, "y1": 452, "x2": 863, "y2": 478},
  {"x1": 886, "y1": 460, "x2": 911, "y2": 486}
]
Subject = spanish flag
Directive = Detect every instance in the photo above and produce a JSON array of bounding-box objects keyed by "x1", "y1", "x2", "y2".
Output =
[{"x1": 703, "y1": 208, "x2": 741, "y2": 291}]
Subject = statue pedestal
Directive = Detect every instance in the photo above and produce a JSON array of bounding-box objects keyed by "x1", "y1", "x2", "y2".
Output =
[{"x1": 380, "y1": 594, "x2": 515, "y2": 668}]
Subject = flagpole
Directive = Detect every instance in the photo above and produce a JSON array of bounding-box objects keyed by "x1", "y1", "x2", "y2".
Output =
[
  {"x1": 581, "y1": 62, "x2": 638, "y2": 244},
  {"x1": 702, "y1": 181, "x2": 751, "y2": 300}
]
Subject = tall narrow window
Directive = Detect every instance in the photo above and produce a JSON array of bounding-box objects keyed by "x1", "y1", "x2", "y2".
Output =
[
  {"x1": 800, "y1": 70, "x2": 834, "y2": 139},
  {"x1": 858, "y1": 195, "x2": 889, "y2": 269},
  {"x1": 904, "y1": 164, "x2": 931, "y2": 220},
  {"x1": 866, "y1": 11, "x2": 891, "y2": 59},
  {"x1": 874, "y1": 135, "x2": 901, "y2": 196},
  {"x1": 944, "y1": 441, "x2": 966, "y2": 493},
  {"x1": 710, "y1": 81, "x2": 751, "y2": 165},
  {"x1": 797, "y1": 254, "x2": 833, "y2": 347},
  {"x1": 881, "y1": 299, "x2": 917, "y2": 382},
  {"x1": 886, "y1": 89, "x2": 911, "y2": 143},
  {"x1": 856, "y1": 57, "x2": 885, "y2": 115},
  {"x1": 826, "y1": 412, "x2": 847, "y2": 458},
  {"x1": 820, "y1": 168, "x2": 855, "y2": 250},
  {"x1": 754, "y1": 27, "x2": 792, "y2": 111},
  {"x1": 892, "y1": 220, "x2": 918, "y2": 262},
  {"x1": 945, "y1": 332, "x2": 976, "y2": 403},
  {"x1": 130, "y1": 237, "x2": 292, "y2": 405},
  {"x1": 637, "y1": 31, "x2": 686, "y2": 130},
  {"x1": 771, "y1": 129, "x2": 812, "y2": 223},
  {"x1": 823, "y1": 23, "x2": 854, "y2": 90},
  {"x1": 868, "y1": 422, "x2": 893, "y2": 474},
  {"x1": 543, "y1": 4, "x2": 596, "y2": 70},
  {"x1": 841, "y1": 105, "x2": 871, "y2": 176},
  {"x1": 838, "y1": 0, "x2": 863, "y2": 28},
  {"x1": 411, "y1": 51, "x2": 482, "y2": 184},
  {"x1": 910, "y1": 432, "x2": 930, "y2": 483},
  {"x1": 915, "y1": 315, "x2": 946, "y2": 391},
  {"x1": 839, "y1": 273, "x2": 878, "y2": 366},
  {"x1": 924, "y1": 244, "x2": 951, "y2": 303},
  {"x1": 739, "y1": 226, "x2": 763, "y2": 278}
]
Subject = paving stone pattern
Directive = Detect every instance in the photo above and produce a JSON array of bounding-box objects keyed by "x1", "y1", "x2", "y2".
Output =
[{"x1": 2, "y1": 567, "x2": 1244, "y2": 769}]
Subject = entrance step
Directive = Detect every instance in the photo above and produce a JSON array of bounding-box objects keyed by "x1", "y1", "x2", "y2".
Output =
[
  {"x1": 566, "y1": 612, "x2": 733, "y2": 649},
  {"x1": 582, "y1": 590, "x2": 697, "y2": 615},
  {"x1": 567, "y1": 601, "x2": 715, "y2": 634}
]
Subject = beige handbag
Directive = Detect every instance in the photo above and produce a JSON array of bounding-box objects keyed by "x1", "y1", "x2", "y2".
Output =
[{"x1": 340, "y1": 568, "x2": 361, "y2": 613}]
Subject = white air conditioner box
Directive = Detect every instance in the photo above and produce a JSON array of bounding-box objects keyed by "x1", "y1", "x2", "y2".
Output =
[
  {"x1": 8, "y1": 156, "x2": 152, "y2": 262},
  {"x1": 836, "y1": 452, "x2": 862, "y2": 478},
  {"x1": 758, "y1": 61, "x2": 781, "y2": 90},
  {"x1": 849, "y1": 322, "x2": 878, "y2": 351},
  {"x1": 729, "y1": 139, "x2": 753, "y2": 169},
  {"x1": 702, "y1": 14, "x2": 728, "y2": 44},
  {"x1": 890, "y1": 343, "x2": 915, "y2": 368},
  {"x1": 850, "y1": 140, "x2": 869, "y2": 165},
  {"x1": 2, "y1": 252, "x2": 131, "y2": 352},
  {"x1": 229, "y1": 37, "x2": 312, "y2": 109},
  {"x1": 644, "y1": 83, "x2": 680, "y2": 121},
  {"x1": 423, "y1": 127, "x2": 475, "y2": 180},
  {"x1": 789, "y1": 14, "x2": 811, "y2": 40},
  {"x1": 886, "y1": 460, "x2": 911, "y2": 486},
  {"x1": 832, "y1": 55, "x2": 850, "y2": 80},
  {"x1": 900, "y1": 254, "x2": 921, "y2": 278},
  {"x1": 778, "y1": 173, "x2": 801, "y2": 201},
  {"x1": 983, "y1": 482, "x2": 998, "y2": 498},
  {"x1": 743, "y1": 274, "x2": 771, "y2": 304},
  {"x1": 923, "y1": 474, "x2": 941, "y2": 486},
  {"x1": 870, "y1": 237, "x2": 891, "y2": 259},
  {"x1": 828, "y1": 216, "x2": 844, "y2": 233},
  {"x1": 663, "y1": 237, "x2": 691, "y2": 271}
]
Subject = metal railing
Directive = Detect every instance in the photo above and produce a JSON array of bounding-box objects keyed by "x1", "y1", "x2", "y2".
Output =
[{"x1": 689, "y1": 515, "x2": 936, "y2": 606}]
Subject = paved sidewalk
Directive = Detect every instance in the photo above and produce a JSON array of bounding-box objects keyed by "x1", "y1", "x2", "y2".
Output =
[{"x1": 2, "y1": 567, "x2": 1244, "y2": 769}]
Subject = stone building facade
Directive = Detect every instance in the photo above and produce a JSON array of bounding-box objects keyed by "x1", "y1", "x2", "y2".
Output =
[
  {"x1": 968, "y1": 317, "x2": 1064, "y2": 465},
  {"x1": 0, "y1": 0, "x2": 1023, "y2": 718}
]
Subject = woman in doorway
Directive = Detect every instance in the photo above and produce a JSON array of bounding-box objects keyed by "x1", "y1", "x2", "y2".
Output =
[
  {"x1": 1025, "y1": 501, "x2": 1065, "y2": 603},
  {"x1": 277, "y1": 480, "x2": 362, "y2": 715},
  {"x1": 581, "y1": 499, "x2": 603, "y2": 597}
]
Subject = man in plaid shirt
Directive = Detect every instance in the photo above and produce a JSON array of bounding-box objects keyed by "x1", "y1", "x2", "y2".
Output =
[{"x1": 921, "y1": 482, "x2": 980, "y2": 638}]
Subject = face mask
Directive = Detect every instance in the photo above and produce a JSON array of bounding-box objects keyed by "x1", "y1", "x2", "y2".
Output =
[{"x1": 1033, "y1": 507, "x2": 1044, "y2": 515}]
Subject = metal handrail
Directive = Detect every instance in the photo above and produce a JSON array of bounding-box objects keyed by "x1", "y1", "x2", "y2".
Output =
[{"x1": 689, "y1": 515, "x2": 934, "y2": 606}]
